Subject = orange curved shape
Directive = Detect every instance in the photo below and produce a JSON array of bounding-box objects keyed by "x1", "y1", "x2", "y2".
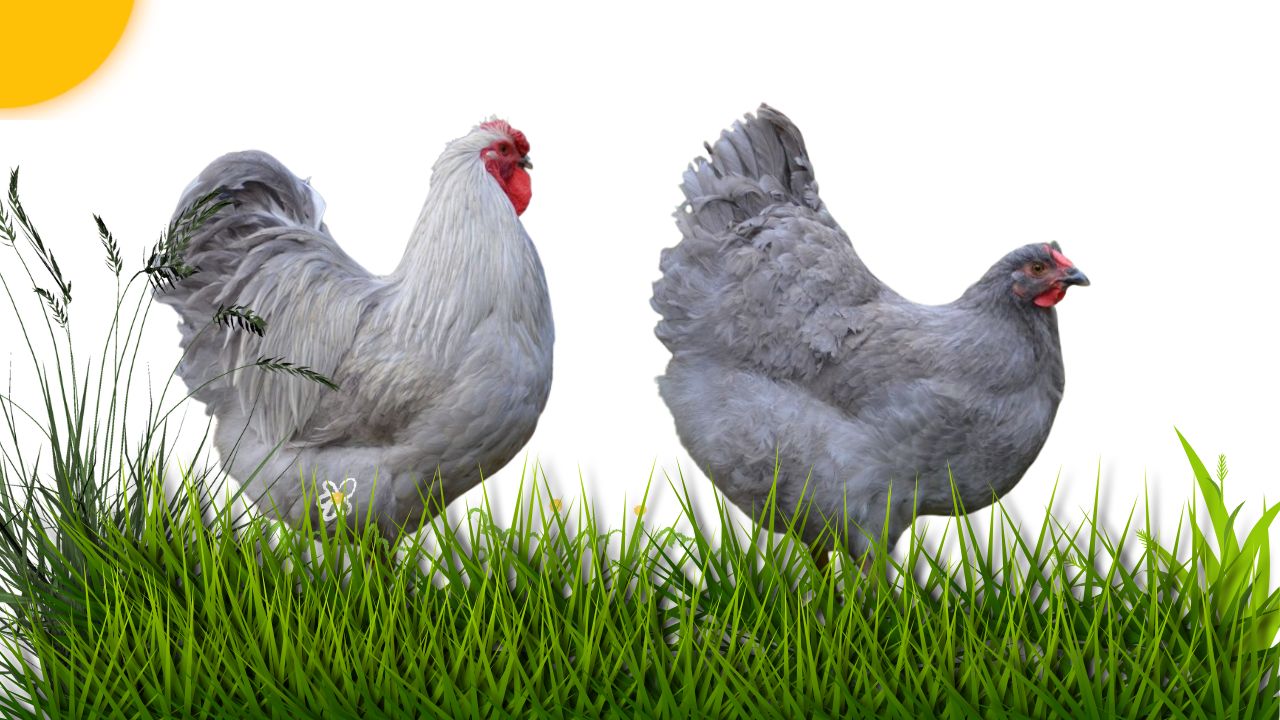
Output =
[{"x1": 0, "y1": 0, "x2": 134, "y2": 108}]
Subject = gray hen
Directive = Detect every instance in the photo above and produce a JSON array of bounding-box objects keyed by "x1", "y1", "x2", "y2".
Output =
[
  {"x1": 651, "y1": 105, "x2": 1088, "y2": 559},
  {"x1": 156, "y1": 120, "x2": 553, "y2": 537}
]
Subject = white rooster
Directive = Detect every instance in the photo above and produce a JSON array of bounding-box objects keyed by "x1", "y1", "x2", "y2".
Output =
[{"x1": 156, "y1": 119, "x2": 554, "y2": 537}]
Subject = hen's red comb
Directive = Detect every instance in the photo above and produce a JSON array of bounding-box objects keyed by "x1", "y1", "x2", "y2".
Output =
[
  {"x1": 1045, "y1": 244, "x2": 1074, "y2": 268},
  {"x1": 481, "y1": 119, "x2": 530, "y2": 156}
]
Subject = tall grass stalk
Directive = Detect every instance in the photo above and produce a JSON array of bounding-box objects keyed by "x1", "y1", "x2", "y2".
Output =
[
  {"x1": 0, "y1": 171, "x2": 336, "y2": 716},
  {"x1": 0, "y1": 173, "x2": 1277, "y2": 718}
]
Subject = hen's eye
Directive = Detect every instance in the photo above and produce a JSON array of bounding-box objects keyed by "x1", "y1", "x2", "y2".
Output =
[{"x1": 1030, "y1": 262, "x2": 1047, "y2": 275}]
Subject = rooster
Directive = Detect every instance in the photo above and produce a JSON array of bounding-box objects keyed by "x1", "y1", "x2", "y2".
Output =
[
  {"x1": 651, "y1": 105, "x2": 1088, "y2": 561},
  {"x1": 156, "y1": 119, "x2": 553, "y2": 537}
]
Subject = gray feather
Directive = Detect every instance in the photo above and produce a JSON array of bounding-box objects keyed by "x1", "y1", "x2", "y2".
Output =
[{"x1": 652, "y1": 105, "x2": 1083, "y2": 555}]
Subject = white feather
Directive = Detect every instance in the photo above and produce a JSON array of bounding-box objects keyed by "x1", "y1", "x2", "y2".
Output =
[{"x1": 155, "y1": 121, "x2": 554, "y2": 536}]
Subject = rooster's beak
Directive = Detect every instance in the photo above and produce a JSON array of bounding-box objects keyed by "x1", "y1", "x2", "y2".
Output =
[
  {"x1": 518, "y1": 156, "x2": 533, "y2": 170},
  {"x1": 1061, "y1": 267, "x2": 1090, "y2": 287}
]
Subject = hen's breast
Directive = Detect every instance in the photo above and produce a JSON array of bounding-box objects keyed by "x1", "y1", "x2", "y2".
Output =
[
  {"x1": 963, "y1": 380, "x2": 1061, "y2": 490},
  {"x1": 905, "y1": 333, "x2": 1065, "y2": 513},
  {"x1": 820, "y1": 302, "x2": 1066, "y2": 513}
]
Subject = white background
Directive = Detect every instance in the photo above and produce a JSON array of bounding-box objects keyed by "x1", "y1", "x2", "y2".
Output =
[{"x1": 2, "y1": 1, "x2": 1278, "y2": 548}]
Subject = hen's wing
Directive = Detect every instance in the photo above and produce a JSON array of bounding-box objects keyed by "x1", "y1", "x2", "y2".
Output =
[
  {"x1": 651, "y1": 105, "x2": 894, "y2": 382},
  {"x1": 155, "y1": 151, "x2": 385, "y2": 448}
]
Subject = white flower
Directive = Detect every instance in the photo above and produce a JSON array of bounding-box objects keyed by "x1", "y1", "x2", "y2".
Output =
[{"x1": 320, "y1": 477, "x2": 357, "y2": 521}]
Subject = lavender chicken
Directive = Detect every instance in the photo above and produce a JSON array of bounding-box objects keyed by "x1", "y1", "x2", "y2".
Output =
[{"x1": 651, "y1": 105, "x2": 1088, "y2": 560}]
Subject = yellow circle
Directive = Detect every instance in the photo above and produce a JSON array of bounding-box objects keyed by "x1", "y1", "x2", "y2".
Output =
[{"x1": 0, "y1": 0, "x2": 134, "y2": 108}]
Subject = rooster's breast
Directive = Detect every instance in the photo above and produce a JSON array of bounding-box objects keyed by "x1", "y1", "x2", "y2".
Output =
[{"x1": 389, "y1": 310, "x2": 553, "y2": 481}]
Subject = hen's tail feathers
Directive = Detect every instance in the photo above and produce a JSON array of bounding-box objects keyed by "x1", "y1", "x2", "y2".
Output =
[
  {"x1": 154, "y1": 151, "x2": 327, "y2": 413},
  {"x1": 652, "y1": 105, "x2": 822, "y2": 353},
  {"x1": 681, "y1": 104, "x2": 821, "y2": 230}
]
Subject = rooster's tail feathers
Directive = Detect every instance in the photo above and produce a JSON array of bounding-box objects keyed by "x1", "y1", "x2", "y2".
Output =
[
  {"x1": 155, "y1": 151, "x2": 330, "y2": 416},
  {"x1": 177, "y1": 150, "x2": 326, "y2": 233}
]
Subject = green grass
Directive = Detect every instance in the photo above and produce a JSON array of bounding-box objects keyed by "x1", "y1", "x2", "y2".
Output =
[{"x1": 1, "y1": 171, "x2": 1278, "y2": 719}]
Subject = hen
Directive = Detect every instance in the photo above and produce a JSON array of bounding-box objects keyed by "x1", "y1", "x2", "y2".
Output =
[
  {"x1": 651, "y1": 105, "x2": 1088, "y2": 559},
  {"x1": 156, "y1": 119, "x2": 553, "y2": 536}
]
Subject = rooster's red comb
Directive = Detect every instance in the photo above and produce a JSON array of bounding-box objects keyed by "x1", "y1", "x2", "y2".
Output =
[{"x1": 481, "y1": 119, "x2": 530, "y2": 156}]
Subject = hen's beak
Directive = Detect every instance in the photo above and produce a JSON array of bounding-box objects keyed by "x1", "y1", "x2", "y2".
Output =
[
  {"x1": 518, "y1": 156, "x2": 533, "y2": 170},
  {"x1": 1061, "y1": 267, "x2": 1090, "y2": 287}
]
